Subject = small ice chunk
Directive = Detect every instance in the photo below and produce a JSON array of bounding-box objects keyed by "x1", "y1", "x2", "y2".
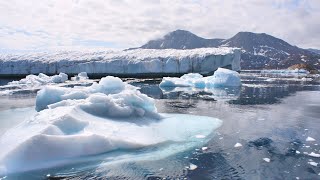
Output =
[
  {"x1": 234, "y1": 143, "x2": 242, "y2": 148},
  {"x1": 195, "y1": 135, "x2": 206, "y2": 139},
  {"x1": 309, "y1": 152, "x2": 320, "y2": 158},
  {"x1": 189, "y1": 163, "x2": 198, "y2": 170},
  {"x1": 202, "y1": 147, "x2": 208, "y2": 151},
  {"x1": 263, "y1": 158, "x2": 270, "y2": 162},
  {"x1": 308, "y1": 162, "x2": 318, "y2": 167},
  {"x1": 296, "y1": 150, "x2": 301, "y2": 154},
  {"x1": 306, "y1": 137, "x2": 316, "y2": 142}
]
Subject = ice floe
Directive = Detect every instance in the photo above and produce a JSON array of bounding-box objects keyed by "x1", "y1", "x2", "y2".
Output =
[
  {"x1": 306, "y1": 136, "x2": 316, "y2": 142},
  {"x1": 263, "y1": 158, "x2": 270, "y2": 162},
  {"x1": 234, "y1": 143, "x2": 243, "y2": 148},
  {"x1": 261, "y1": 69, "x2": 309, "y2": 74}
]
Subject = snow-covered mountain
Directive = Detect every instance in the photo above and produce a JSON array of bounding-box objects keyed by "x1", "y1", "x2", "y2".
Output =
[
  {"x1": 141, "y1": 30, "x2": 223, "y2": 49},
  {"x1": 140, "y1": 30, "x2": 320, "y2": 69}
]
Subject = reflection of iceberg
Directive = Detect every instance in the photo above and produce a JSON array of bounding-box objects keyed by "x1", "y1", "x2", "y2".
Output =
[
  {"x1": 0, "y1": 76, "x2": 222, "y2": 175},
  {"x1": 160, "y1": 86, "x2": 241, "y2": 100},
  {"x1": 160, "y1": 68, "x2": 241, "y2": 88}
]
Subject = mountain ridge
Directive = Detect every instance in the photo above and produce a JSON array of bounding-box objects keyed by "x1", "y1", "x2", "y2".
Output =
[{"x1": 139, "y1": 30, "x2": 320, "y2": 69}]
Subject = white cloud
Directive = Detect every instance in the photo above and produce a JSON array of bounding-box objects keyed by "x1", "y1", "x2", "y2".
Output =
[{"x1": 0, "y1": 0, "x2": 319, "y2": 51}]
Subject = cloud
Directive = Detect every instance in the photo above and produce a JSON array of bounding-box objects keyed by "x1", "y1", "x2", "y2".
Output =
[{"x1": 0, "y1": 0, "x2": 319, "y2": 51}]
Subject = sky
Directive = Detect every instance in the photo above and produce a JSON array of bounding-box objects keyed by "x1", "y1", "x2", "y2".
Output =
[{"x1": 0, "y1": 0, "x2": 319, "y2": 52}]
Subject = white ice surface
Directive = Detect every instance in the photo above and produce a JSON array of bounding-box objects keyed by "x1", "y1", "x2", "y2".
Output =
[
  {"x1": 8, "y1": 73, "x2": 68, "y2": 88},
  {"x1": 0, "y1": 48, "x2": 241, "y2": 75},
  {"x1": 160, "y1": 68, "x2": 241, "y2": 88},
  {"x1": 71, "y1": 72, "x2": 89, "y2": 81},
  {"x1": 0, "y1": 76, "x2": 222, "y2": 175}
]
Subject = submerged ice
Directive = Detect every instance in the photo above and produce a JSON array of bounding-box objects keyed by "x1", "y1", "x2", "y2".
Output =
[{"x1": 0, "y1": 76, "x2": 222, "y2": 175}]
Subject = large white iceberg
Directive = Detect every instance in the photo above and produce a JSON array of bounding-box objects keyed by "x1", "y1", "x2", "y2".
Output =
[
  {"x1": 0, "y1": 48, "x2": 240, "y2": 76},
  {"x1": 159, "y1": 68, "x2": 241, "y2": 88},
  {"x1": 0, "y1": 76, "x2": 222, "y2": 175}
]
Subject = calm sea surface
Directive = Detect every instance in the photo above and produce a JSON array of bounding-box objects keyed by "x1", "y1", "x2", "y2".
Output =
[{"x1": 0, "y1": 71, "x2": 320, "y2": 179}]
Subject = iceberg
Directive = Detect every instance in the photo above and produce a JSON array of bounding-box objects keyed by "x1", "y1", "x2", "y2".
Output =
[
  {"x1": 159, "y1": 68, "x2": 241, "y2": 88},
  {"x1": 71, "y1": 72, "x2": 89, "y2": 81},
  {"x1": 0, "y1": 76, "x2": 222, "y2": 175},
  {"x1": 0, "y1": 48, "x2": 240, "y2": 77},
  {"x1": 8, "y1": 73, "x2": 68, "y2": 88}
]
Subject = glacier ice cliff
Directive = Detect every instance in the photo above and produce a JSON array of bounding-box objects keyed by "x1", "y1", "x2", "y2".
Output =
[{"x1": 0, "y1": 48, "x2": 240, "y2": 77}]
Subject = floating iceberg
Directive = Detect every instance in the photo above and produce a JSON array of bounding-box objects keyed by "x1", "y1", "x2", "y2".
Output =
[
  {"x1": 8, "y1": 73, "x2": 68, "y2": 88},
  {"x1": 0, "y1": 76, "x2": 222, "y2": 175},
  {"x1": 0, "y1": 48, "x2": 240, "y2": 77},
  {"x1": 0, "y1": 72, "x2": 95, "y2": 97},
  {"x1": 160, "y1": 68, "x2": 241, "y2": 88},
  {"x1": 71, "y1": 72, "x2": 89, "y2": 81}
]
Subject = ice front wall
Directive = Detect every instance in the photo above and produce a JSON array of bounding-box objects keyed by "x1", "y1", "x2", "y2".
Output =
[{"x1": 0, "y1": 48, "x2": 240, "y2": 76}]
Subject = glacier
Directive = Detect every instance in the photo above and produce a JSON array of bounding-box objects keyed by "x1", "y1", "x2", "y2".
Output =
[
  {"x1": 0, "y1": 76, "x2": 222, "y2": 175},
  {"x1": 159, "y1": 68, "x2": 241, "y2": 88},
  {"x1": 0, "y1": 48, "x2": 240, "y2": 77}
]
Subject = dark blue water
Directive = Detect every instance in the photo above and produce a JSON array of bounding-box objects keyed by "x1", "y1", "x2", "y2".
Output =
[{"x1": 1, "y1": 72, "x2": 320, "y2": 179}]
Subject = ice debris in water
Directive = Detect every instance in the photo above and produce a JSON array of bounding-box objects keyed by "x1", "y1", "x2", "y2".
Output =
[
  {"x1": 202, "y1": 147, "x2": 208, "y2": 151},
  {"x1": 195, "y1": 134, "x2": 206, "y2": 139},
  {"x1": 71, "y1": 72, "x2": 89, "y2": 81},
  {"x1": 309, "y1": 152, "x2": 320, "y2": 158},
  {"x1": 308, "y1": 162, "x2": 318, "y2": 167},
  {"x1": 306, "y1": 136, "x2": 316, "y2": 142},
  {"x1": 234, "y1": 143, "x2": 243, "y2": 148},
  {"x1": 159, "y1": 68, "x2": 241, "y2": 88},
  {"x1": 189, "y1": 163, "x2": 198, "y2": 170},
  {"x1": 263, "y1": 158, "x2": 270, "y2": 162},
  {"x1": 8, "y1": 73, "x2": 68, "y2": 87},
  {"x1": 261, "y1": 69, "x2": 309, "y2": 74},
  {"x1": 0, "y1": 76, "x2": 222, "y2": 175}
]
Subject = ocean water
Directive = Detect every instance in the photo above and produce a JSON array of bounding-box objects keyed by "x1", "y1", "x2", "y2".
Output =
[{"x1": 0, "y1": 71, "x2": 320, "y2": 179}]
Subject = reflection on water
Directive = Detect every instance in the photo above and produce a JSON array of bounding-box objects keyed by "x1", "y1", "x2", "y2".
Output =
[{"x1": 0, "y1": 71, "x2": 320, "y2": 179}]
